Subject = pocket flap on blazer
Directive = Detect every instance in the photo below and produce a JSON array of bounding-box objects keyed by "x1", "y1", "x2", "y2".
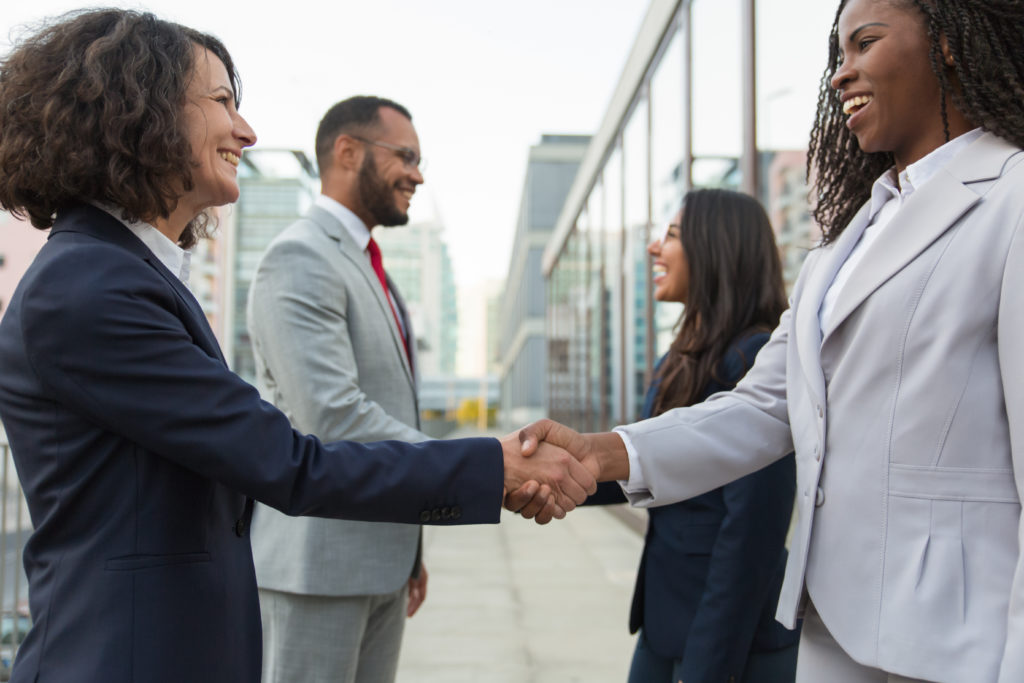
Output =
[
  {"x1": 889, "y1": 465, "x2": 1018, "y2": 503},
  {"x1": 105, "y1": 552, "x2": 212, "y2": 571}
]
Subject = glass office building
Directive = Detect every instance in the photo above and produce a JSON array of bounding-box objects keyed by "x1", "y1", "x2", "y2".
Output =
[{"x1": 543, "y1": 0, "x2": 835, "y2": 430}]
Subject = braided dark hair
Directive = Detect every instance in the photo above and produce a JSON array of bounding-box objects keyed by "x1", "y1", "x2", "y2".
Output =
[{"x1": 807, "y1": 0, "x2": 1024, "y2": 244}]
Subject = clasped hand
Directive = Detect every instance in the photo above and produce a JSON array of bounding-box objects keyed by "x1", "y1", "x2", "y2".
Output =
[{"x1": 499, "y1": 419, "x2": 600, "y2": 525}]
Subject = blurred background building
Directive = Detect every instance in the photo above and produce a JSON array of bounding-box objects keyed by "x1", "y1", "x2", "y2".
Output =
[
  {"x1": 0, "y1": 213, "x2": 46, "y2": 324},
  {"x1": 496, "y1": 134, "x2": 590, "y2": 429},
  {"x1": 220, "y1": 149, "x2": 318, "y2": 382},
  {"x1": 543, "y1": 0, "x2": 824, "y2": 433}
]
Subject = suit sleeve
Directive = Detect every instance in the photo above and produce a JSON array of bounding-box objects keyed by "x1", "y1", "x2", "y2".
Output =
[
  {"x1": 21, "y1": 245, "x2": 502, "y2": 524},
  {"x1": 997, "y1": 212, "x2": 1024, "y2": 682},
  {"x1": 248, "y1": 236, "x2": 426, "y2": 444},
  {"x1": 617, "y1": 312, "x2": 795, "y2": 507}
]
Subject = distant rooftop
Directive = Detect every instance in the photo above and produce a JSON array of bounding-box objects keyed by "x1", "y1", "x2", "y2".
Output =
[
  {"x1": 239, "y1": 148, "x2": 317, "y2": 180},
  {"x1": 539, "y1": 134, "x2": 591, "y2": 145}
]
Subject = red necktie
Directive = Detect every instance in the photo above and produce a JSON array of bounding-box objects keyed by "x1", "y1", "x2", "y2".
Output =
[{"x1": 367, "y1": 237, "x2": 412, "y2": 367}]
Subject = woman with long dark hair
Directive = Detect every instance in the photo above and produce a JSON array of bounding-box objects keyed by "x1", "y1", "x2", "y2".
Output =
[
  {"x1": 526, "y1": 1, "x2": 1024, "y2": 680},
  {"x1": 599, "y1": 188, "x2": 798, "y2": 683}
]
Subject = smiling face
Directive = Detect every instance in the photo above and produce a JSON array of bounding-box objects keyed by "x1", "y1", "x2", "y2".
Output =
[
  {"x1": 831, "y1": 0, "x2": 967, "y2": 171},
  {"x1": 180, "y1": 46, "x2": 256, "y2": 216},
  {"x1": 355, "y1": 106, "x2": 423, "y2": 227},
  {"x1": 648, "y1": 210, "x2": 690, "y2": 304}
]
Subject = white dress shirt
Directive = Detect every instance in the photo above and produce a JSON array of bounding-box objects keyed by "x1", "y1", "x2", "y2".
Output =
[{"x1": 90, "y1": 202, "x2": 191, "y2": 284}]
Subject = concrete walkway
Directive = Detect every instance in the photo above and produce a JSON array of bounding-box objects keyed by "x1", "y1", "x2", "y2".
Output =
[{"x1": 396, "y1": 504, "x2": 645, "y2": 683}]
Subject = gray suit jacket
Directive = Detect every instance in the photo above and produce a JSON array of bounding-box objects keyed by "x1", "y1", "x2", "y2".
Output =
[
  {"x1": 247, "y1": 204, "x2": 426, "y2": 597},
  {"x1": 618, "y1": 132, "x2": 1024, "y2": 683}
]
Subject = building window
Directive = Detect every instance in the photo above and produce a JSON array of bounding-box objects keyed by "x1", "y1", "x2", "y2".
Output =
[{"x1": 549, "y1": 339, "x2": 569, "y2": 373}]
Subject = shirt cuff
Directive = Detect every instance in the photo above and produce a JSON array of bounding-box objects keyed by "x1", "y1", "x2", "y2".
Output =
[{"x1": 612, "y1": 426, "x2": 648, "y2": 494}]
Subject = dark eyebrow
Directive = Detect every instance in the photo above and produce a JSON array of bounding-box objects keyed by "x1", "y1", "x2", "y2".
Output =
[{"x1": 848, "y1": 22, "x2": 888, "y2": 43}]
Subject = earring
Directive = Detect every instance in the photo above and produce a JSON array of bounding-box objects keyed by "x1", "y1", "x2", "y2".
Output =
[{"x1": 945, "y1": 54, "x2": 955, "y2": 66}]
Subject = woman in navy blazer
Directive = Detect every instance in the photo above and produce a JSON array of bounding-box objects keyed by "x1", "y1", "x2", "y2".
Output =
[
  {"x1": 589, "y1": 189, "x2": 799, "y2": 683},
  {"x1": 0, "y1": 10, "x2": 592, "y2": 682}
]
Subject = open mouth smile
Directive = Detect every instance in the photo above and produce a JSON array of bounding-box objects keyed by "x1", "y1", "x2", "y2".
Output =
[
  {"x1": 843, "y1": 95, "x2": 873, "y2": 116},
  {"x1": 219, "y1": 151, "x2": 240, "y2": 167}
]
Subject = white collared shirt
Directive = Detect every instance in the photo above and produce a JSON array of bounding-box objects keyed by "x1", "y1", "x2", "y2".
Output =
[
  {"x1": 817, "y1": 127, "x2": 984, "y2": 332},
  {"x1": 314, "y1": 194, "x2": 406, "y2": 338},
  {"x1": 90, "y1": 201, "x2": 191, "y2": 285}
]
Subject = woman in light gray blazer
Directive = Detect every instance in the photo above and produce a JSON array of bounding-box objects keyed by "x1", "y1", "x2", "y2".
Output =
[{"x1": 519, "y1": 1, "x2": 1024, "y2": 681}]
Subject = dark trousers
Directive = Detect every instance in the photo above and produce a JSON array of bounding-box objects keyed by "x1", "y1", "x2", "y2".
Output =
[{"x1": 627, "y1": 629, "x2": 799, "y2": 683}]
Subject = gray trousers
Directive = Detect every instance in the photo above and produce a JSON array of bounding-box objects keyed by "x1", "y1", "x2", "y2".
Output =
[
  {"x1": 259, "y1": 585, "x2": 408, "y2": 683},
  {"x1": 796, "y1": 603, "x2": 929, "y2": 683}
]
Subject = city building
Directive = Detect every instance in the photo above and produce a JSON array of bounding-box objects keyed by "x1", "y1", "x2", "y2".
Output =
[
  {"x1": 0, "y1": 212, "x2": 47, "y2": 322},
  {"x1": 189, "y1": 206, "x2": 235, "y2": 346},
  {"x1": 497, "y1": 134, "x2": 590, "y2": 429},
  {"x1": 373, "y1": 219, "x2": 458, "y2": 377},
  {"x1": 225, "y1": 149, "x2": 317, "y2": 381},
  {"x1": 455, "y1": 277, "x2": 504, "y2": 378},
  {"x1": 542, "y1": 0, "x2": 835, "y2": 431}
]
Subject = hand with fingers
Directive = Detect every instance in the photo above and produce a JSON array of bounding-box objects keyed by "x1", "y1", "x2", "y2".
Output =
[
  {"x1": 499, "y1": 427, "x2": 597, "y2": 525},
  {"x1": 503, "y1": 419, "x2": 632, "y2": 522}
]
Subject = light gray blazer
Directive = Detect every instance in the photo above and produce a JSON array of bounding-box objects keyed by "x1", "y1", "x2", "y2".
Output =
[
  {"x1": 618, "y1": 132, "x2": 1024, "y2": 683},
  {"x1": 247, "y1": 205, "x2": 426, "y2": 597}
]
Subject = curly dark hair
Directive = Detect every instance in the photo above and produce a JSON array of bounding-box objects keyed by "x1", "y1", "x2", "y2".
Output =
[
  {"x1": 653, "y1": 189, "x2": 788, "y2": 413},
  {"x1": 807, "y1": 0, "x2": 1024, "y2": 244},
  {"x1": 0, "y1": 8, "x2": 241, "y2": 248}
]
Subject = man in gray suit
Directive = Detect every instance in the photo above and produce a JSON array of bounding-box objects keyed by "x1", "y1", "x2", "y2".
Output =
[{"x1": 248, "y1": 96, "x2": 430, "y2": 683}]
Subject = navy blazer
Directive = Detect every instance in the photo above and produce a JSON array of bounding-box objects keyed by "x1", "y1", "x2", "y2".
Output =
[
  {"x1": 591, "y1": 333, "x2": 798, "y2": 682},
  {"x1": 0, "y1": 204, "x2": 503, "y2": 683}
]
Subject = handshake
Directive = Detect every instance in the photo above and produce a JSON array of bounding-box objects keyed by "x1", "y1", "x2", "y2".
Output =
[{"x1": 497, "y1": 419, "x2": 629, "y2": 524}]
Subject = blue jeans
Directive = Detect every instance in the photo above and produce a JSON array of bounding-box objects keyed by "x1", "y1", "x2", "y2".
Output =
[{"x1": 627, "y1": 629, "x2": 798, "y2": 683}]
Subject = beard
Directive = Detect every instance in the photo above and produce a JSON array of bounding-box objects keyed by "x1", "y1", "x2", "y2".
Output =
[{"x1": 357, "y1": 152, "x2": 409, "y2": 227}]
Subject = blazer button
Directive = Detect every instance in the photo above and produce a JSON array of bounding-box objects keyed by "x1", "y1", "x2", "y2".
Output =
[
  {"x1": 234, "y1": 518, "x2": 246, "y2": 537},
  {"x1": 814, "y1": 443, "x2": 821, "y2": 461},
  {"x1": 431, "y1": 509, "x2": 442, "y2": 522},
  {"x1": 441, "y1": 506, "x2": 452, "y2": 520},
  {"x1": 419, "y1": 511, "x2": 431, "y2": 523},
  {"x1": 815, "y1": 486, "x2": 825, "y2": 507},
  {"x1": 451, "y1": 506, "x2": 462, "y2": 520},
  {"x1": 817, "y1": 405, "x2": 823, "y2": 418}
]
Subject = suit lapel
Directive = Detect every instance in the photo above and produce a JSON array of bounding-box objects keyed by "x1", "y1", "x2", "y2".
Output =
[
  {"x1": 794, "y1": 204, "x2": 870, "y2": 404},
  {"x1": 54, "y1": 205, "x2": 226, "y2": 363},
  {"x1": 821, "y1": 134, "x2": 1016, "y2": 342},
  {"x1": 307, "y1": 206, "x2": 416, "y2": 389},
  {"x1": 387, "y1": 275, "x2": 417, "y2": 385},
  {"x1": 149, "y1": 258, "x2": 226, "y2": 364}
]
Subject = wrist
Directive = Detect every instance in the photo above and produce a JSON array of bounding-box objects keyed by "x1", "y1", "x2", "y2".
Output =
[{"x1": 586, "y1": 432, "x2": 629, "y2": 481}]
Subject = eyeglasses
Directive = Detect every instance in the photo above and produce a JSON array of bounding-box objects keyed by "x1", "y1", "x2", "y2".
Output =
[{"x1": 351, "y1": 136, "x2": 425, "y2": 172}]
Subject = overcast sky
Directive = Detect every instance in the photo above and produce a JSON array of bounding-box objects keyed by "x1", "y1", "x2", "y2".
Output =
[{"x1": 1, "y1": 0, "x2": 655, "y2": 286}]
